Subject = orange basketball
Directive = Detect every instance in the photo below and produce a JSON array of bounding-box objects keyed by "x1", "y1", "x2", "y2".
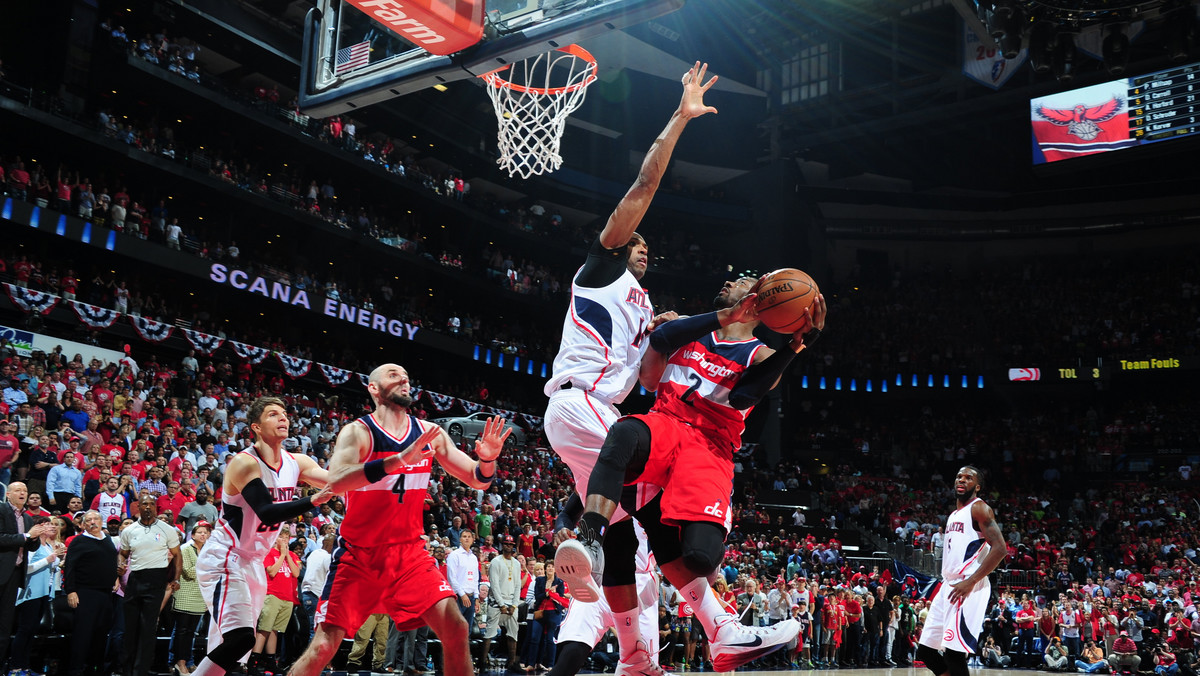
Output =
[{"x1": 753, "y1": 268, "x2": 819, "y2": 334}]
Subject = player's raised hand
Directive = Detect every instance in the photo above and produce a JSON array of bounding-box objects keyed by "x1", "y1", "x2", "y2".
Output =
[
  {"x1": 475, "y1": 415, "x2": 513, "y2": 462},
  {"x1": 788, "y1": 293, "x2": 827, "y2": 351},
  {"x1": 679, "y1": 61, "x2": 718, "y2": 119},
  {"x1": 396, "y1": 424, "x2": 441, "y2": 466}
]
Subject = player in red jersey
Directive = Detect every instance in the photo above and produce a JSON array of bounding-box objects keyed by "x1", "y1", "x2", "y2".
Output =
[
  {"x1": 288, "y1": 364, "x2": 511, "y2": 676},
  {"x1": 557, "y1": 277, "x2": 826, "y2": 673}
]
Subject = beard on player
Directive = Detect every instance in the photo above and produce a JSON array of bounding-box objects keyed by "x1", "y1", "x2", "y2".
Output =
[
  {"x1": 387, "y1": 391, "x2": 413, "y2": 408},
  {"x1": 955, "y1": 483, "x2": 978, "y2": 503}
]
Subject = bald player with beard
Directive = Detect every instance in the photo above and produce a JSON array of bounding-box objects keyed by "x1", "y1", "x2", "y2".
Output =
[{"x1": 289, "y1": 364, "x2": 512, "y2": 676}]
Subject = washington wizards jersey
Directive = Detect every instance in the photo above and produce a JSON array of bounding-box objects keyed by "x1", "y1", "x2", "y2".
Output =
[
  {"x1": 340, "y1": 413, "x2": 433, "y2": 547},
  {"x1": 942, "y1": 497, "x2": 990, "y2": 583},
  {"x1": 544, "y1": 263, "x2": 654, "y2": 404},
  {"x1": 211, "y1": 448, "x2": 300, "y2": 556},
  {"x1": 651, "y1": 332, "x2": 765, "y2": 453}
]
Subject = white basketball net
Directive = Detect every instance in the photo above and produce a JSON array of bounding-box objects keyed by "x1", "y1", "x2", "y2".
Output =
[{"x1": 481, "y1": 45, "x2": 597, "y2": 179}]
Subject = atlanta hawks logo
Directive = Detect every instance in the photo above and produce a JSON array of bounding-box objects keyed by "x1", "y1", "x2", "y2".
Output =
[
  {"x1": 1035, "y1": 97, "x2": 1124, "y2": 141},
  {"x1": 944, "y1": 628, "x2": 956, "y2": 642}
]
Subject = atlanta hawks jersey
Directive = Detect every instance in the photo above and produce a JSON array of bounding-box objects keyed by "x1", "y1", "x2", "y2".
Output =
[
  {"x1": 942, "y1": 497, "x2": 990, "y2": 583},
  {"x1": 211, "y1": 448, "x2": 300, "y2": 556},
  {"x1": 651, "y1": 332, "x2": 766, "y2": 452},
  {"x1": 94, "y1": 491, "x2": 128, "y2": 523},
  {"x1": 339, "y1": 413, "x2": 433, "y2": 547},
  {"x1": 543, "y1": 263, "x2": 654, "y2": 404}
]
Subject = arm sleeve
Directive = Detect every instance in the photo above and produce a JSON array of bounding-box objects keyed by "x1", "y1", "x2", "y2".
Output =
[
  {"x1": 554, "y1": 493, "x2": 584, "y2": 531},
  {"x1": 648, "y1": 312, "x2": 722, "y2": 356},
  {"x1": 727, "y1": 347, "x2": 801, "y2": 410},
  {"x1": 574, "y1": 239, "x2": 632, "y2": 289},
  {"x1": 239, "y1": 478, "x2": 315, "y2": 526}
]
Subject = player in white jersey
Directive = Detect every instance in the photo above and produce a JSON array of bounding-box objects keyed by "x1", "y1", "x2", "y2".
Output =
[
  {"x1": 542, "y1": 61, "x2": 718, "y2": 676},
  {"x1": 917, "y1": 466, "x2": 1007, "y2": 676},
  {"x1": 192, "y1": 397, "x2": 333, "y2": 676}
]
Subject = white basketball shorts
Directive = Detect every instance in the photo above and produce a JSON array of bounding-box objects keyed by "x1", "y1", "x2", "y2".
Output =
[
  {"x1": 544, "y1": 388, "x2": 659, "y2": 522},
  {"x1": 918, "y1": 577, "x2": 990, "y2": 655}
]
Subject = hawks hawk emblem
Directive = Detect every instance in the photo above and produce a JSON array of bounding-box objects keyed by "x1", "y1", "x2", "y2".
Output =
[{"x1": 1035, "y1": 97, "x2": 1124, "y2": 141}]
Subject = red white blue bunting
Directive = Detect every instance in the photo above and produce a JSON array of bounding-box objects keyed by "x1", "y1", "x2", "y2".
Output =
[
  {"x1": 427, "y1": 392, "x2": 456, "y2": 412},
  {"x1": 460, "y1": 400, "x2": 483, "y2": 414},
  {"x1": 230, "y1": 341, "x2": 270, "y2": 364},
  {"x1": 318, "y1": 363, "x2": 353, "y2": 387},
  {"x1": 184, "y1": 329, "x2": 225, "y2": 356},
  {"x1": 130, "y1": 316, "x2": 173, "y2": 342},
  {"x1": 70, "y1": 300, "x2": 121, "y2": 328},
  {"x1": 520, "y1": 413, "x2": 543, "y2": 430},
  {"x1": 4, "y1": 284, "x2": 59, "y2": 315},
  {"x1": 276, "y1": 353, "x2": 312, "y2": 379}
]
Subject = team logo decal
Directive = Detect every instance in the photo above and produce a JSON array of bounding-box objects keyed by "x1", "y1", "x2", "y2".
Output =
[{"x1": 944, "y1": 628, "x2": 956, "y2": 642}]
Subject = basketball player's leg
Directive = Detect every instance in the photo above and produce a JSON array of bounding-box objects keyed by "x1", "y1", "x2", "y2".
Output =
[
  {"x1": 421, "y1": 597, "x2": 472, "y2": 676},
  {"x1": 290, "y1": 543, "x2": 376, "y2": 676},
  {"x1": 288, "y1": 623, "x2": 347, "y2": 676},
  {"x1": 193, "y1": 555, "x2": 266, "y2": 676},
  {"x1": 639, "y1": 496, "x2": 800, "y2": 671},
  {"x1": 916, "y1": 582, "x2": 955, "y2": 676}
]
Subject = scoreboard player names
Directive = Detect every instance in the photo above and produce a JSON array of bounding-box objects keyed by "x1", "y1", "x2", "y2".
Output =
[{"x1": 1129, "y1": 62, "x2": 1200, "y2": 142}]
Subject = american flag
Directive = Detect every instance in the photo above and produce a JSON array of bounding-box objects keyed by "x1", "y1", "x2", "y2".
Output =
[{"x1": 334, "y1": 40, "x2": 371, "y2": 74}]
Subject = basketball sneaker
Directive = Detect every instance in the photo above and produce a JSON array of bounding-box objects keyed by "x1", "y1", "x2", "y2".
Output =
[
  {"x1": 555, "y1": 537, "x2": 604, "y2": 602},
  {"x1": 708, "y1": 617, "x2": 802, "y2": 671},
  {"x1": 614, "y1": 639, "x2": 670, "y2": 676}
]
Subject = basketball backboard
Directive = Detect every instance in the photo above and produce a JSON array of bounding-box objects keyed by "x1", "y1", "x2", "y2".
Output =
[{"x1": 298, "y1": 0, "x2": 686, "y2": 117}]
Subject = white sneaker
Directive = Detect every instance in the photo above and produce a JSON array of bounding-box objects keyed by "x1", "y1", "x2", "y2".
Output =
[
  {"x1": 709, "y1": 617, "x2": 801, "y2": 671},
  {"x1": 614, "y1": 639, "x2": 669, "y2": 676},
  {"x1": 554, "y1": 538, "x2": 604, "y2": 603}
]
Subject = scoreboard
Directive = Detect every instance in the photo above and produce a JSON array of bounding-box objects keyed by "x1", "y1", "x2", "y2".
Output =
[
  {"x1": 1031, "y1": 59, "x2": 1200, "y2": 164},
  {"x1": 1129, "y1": 63, "x2": 1200, "y2": 142}
]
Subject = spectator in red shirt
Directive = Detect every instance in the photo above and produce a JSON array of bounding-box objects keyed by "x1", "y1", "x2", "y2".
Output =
[
  {"x1": 156, "y1": 481, "x2": 190, "y2": 525},
  {"x1": 254, "y1": 529, "x2": 301, "y2": 676},
  {"x1": 0, "y1": 419, "x2": 19, "y2": 500}
]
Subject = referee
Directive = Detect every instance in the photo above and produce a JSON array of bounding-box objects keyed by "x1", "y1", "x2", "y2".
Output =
[{"x1": 119, "y1": 495, "x2": 181, "y2": 676}]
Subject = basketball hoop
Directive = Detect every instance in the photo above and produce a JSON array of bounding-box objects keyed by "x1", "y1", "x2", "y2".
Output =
[{"x1": 480, "y1": 44, "x2": 598, "y2": 179}]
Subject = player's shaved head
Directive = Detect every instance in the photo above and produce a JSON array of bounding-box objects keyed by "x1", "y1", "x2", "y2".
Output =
[
  {"x1": 368, "y1": 363, "x2": 413, "y2": 409},
  {"x1": 369, "y1": 363, "x2": 404, "y2": 387}
]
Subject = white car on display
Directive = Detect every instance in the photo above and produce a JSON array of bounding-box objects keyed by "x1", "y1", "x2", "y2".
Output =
[{"x1": 432, "y1": 412, "x2": 526, "y2": 447}]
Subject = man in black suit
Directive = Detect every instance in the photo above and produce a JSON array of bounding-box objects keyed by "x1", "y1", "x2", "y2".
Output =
[{"x1": 0, "y1": 481, "x2": 54, "y2": 666}]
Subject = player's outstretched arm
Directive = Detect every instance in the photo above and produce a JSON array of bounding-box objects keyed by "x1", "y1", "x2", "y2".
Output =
[
  {"x1": 434, "y1": 416, "x2": 511, "y2": 490},
  {"x1": 225, "y1": 453, "x2": 331, "y2": 525},
  {"x1": 598, "y1": 61, "x2": 718, "y2": 250},
  {"x1": 291, "y1": 453, "x2": 331, "y2": 491},
  {"x1": 324, "y1": 420, "x2": 440, "y2": 494}
]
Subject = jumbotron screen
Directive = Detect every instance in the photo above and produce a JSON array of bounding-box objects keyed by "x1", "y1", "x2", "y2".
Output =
[{"x1": 1031, "y1": 60, "x2": 1200, "y2": 164}]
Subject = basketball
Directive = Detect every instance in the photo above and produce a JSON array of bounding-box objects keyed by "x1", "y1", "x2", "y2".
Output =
[{"x1": 753, "y1": 268, "x2": 820, "y2": 334}]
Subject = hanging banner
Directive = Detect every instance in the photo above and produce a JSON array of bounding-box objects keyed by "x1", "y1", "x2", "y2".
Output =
[
  {"x1": 184, "y1": 329, "x2": 225, "y2": 356},
  {"x1": 318, "y1": 363, "x2": 353, "y2": 387},
  {"x1": 230, "y1": 341, "x2": 270, "y2": 364},
  {"x1": 4, "y1": 284, "x2": 59, "y2": 315},
  {"x1": 962, "y1": 20, "x2": 1026, "y2": 90},
  {"x1": 130, "y1": 316, "x2": 174, "y2": 342},
  {"x1": 70, "y1": 301, "x2": 121, "y2": 328},
  {"x1": 276, "y1": 353, "x2": 313, "y2": 379}
]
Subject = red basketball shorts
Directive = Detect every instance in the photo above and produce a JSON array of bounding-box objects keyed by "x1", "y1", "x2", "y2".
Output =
[
  {"x1": 625, "y1": 411, "x2": 734, "y2": 531},
  {"x1": 316, "y1": 539, "x2": 454, "y2": 633}
]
